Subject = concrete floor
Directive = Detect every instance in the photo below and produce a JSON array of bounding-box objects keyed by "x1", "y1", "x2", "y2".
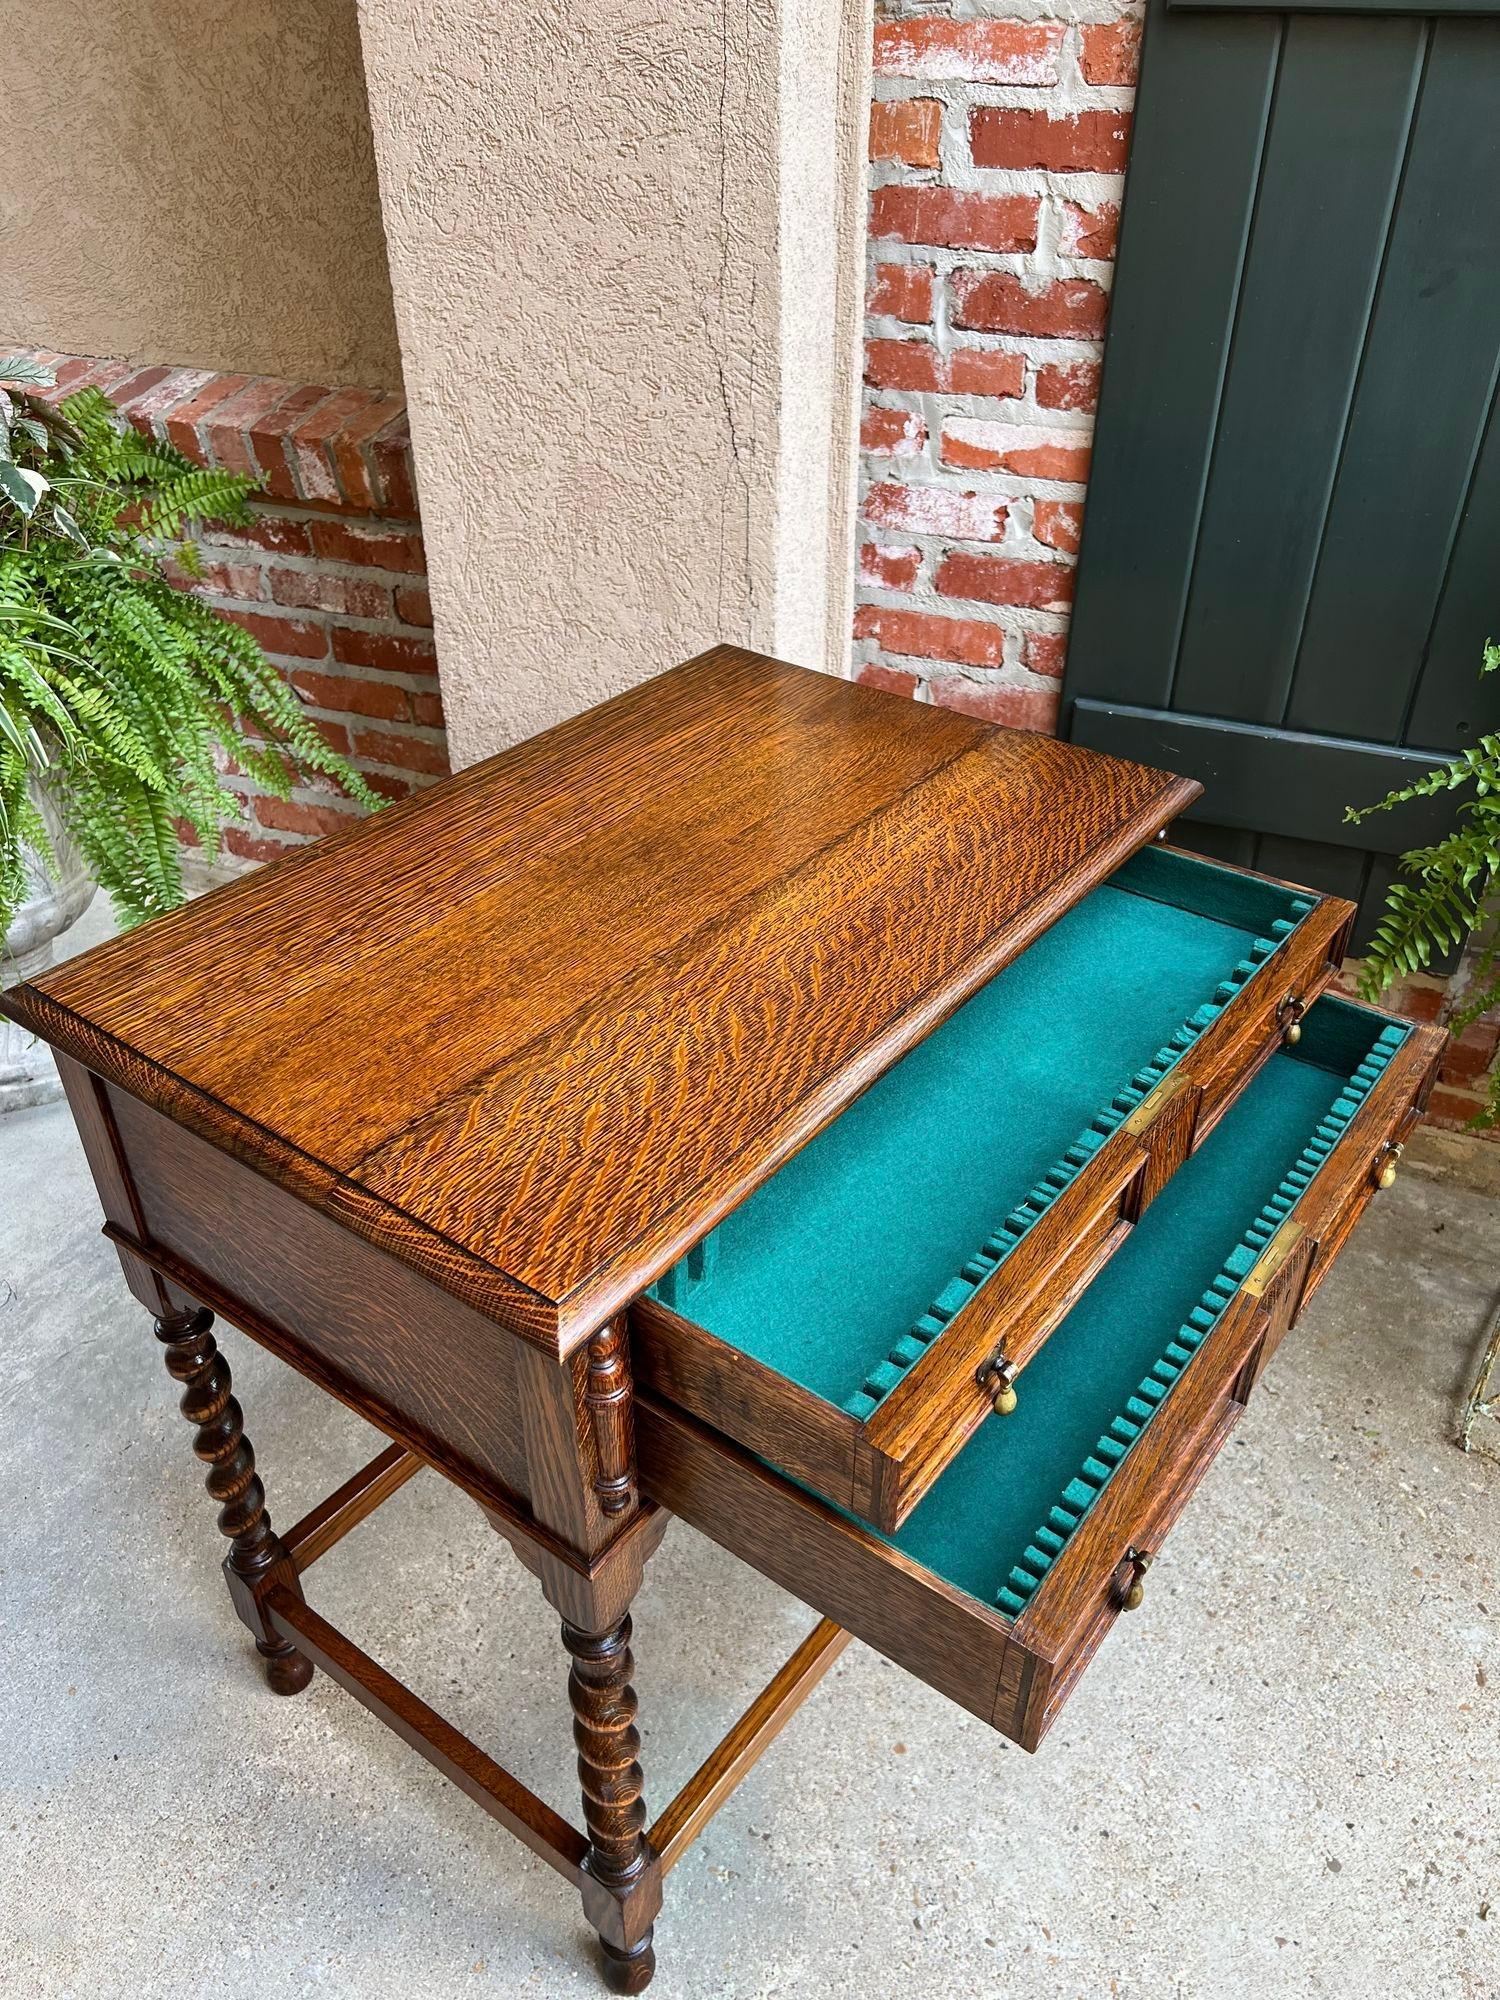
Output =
[{"x1": 2, "y1": 1093, "x2": 1497, "y2": 2000}]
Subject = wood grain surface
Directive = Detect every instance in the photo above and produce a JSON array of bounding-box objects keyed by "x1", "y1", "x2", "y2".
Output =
[
  {"x1": 108, "y1": 1084, "x2": 531, "y2": 1500},
  {"x1": 3, "y1": 649, "x2": 1196, "y2": 1350}
]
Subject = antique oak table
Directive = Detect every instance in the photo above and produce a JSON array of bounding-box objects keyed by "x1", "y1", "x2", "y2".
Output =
[{"x1": 4, "y1": 648, "x2": 1443, "y2": 1990}]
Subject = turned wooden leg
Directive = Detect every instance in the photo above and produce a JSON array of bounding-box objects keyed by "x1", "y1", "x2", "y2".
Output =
[
  {"x1": 154, "y1": 1306, "x2": 314, "y2": 1696},
  {"x1": 562, "y1": 1613, "x2": 661, "y2": 1993}
]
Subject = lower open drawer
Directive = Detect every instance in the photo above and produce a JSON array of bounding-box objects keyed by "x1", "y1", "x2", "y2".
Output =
[{"x1": 638, "y1": 996, "x2": 1443, "y2": 1750}]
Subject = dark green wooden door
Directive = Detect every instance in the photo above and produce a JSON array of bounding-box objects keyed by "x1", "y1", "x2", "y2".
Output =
[{"x1": 1062, "y1": 0, "x2": 1500, "y2": 943}]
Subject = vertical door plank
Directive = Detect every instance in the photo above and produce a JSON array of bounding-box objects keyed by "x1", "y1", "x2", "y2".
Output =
[
  {"x1": 1172, "y1": 16, "x2": 1424, "y2": 725},
  {"x1": 1253, "y1": 834, "x2": 1370, "y2": 909},
  {"x1": 1063, "y1": 0, "x2": 1280, "y2": 714},
  {"x1": 1287, "y1": 19, "x2": 1500, "y2": 743},
  {"x1": 1171, "y1": 823, "x2": 1259, "y2": 871},
  {"x1": 1403, "y1": 377, "x2": 1500, "y2": 750}
]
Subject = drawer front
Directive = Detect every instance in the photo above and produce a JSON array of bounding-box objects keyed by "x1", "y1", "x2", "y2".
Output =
[
  {"x1": 633, "y1": 1147, "x2": 1145, "y2": 1524},
  {"x1": 1004, "y1": 1281, "x2": 1279, "y2": 1743},
  {"x1": 1191, "y1": 879, "x2": 1355, "y2": 1137},
  {"x1": 852, "y1": 1151, "x2": 1142, "y2": 1525},
  {"x1": 1252, "y1": 1011, "x2": 1442, "y2": 1379},
  {"x1": 637, "y1": 1006, "x2": 1445, "y2": 1747},
  {"x1": 636, "y1": 851, "x2": 1354, "y2": 1534}
]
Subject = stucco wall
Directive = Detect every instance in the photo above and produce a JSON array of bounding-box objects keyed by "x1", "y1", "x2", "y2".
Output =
[
  {"x1": 354, "y1": 0, "x2": 870, "y2": 764},
  {"x1": 778, "y1": 0, "x2": 873, "y2": 684},
  {"x1": 0, "y1": 0, "x2": 401, "y2": 388}
]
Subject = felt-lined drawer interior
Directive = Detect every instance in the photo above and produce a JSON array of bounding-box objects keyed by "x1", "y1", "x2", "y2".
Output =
[
  {"x1": 638, "y1": 996, "x2": 1445, "y2": 1748},
  {"x1": 633, "y1": 845, "x2": 1352, "y2": 1530}
]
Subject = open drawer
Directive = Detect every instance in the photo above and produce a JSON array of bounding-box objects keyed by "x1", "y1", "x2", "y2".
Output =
[
  {"x1": 632, "y1": 844, "x2": 1354, "y2": 1531},
  {"x1": 638, "y1": 996, "x2": 1444, "y2": 1750}
]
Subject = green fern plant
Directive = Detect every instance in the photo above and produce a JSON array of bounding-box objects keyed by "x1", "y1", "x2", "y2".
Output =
[
  {"x1": 1346, "y1": 643, "x2": 1500, "y2": 1127},
  {"x1": 0, "y1": 354, "x2": 380, "y2": 937}
]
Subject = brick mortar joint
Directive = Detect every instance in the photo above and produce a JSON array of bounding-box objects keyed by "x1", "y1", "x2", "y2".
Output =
[
  {"x1": 191, "y1": 546, "x2": 429, "y2": 587},
  {"x1": 198, "y1": 589, "x2": 434, "y2": 633},
  {"x1": 229, "y1": 498, "x2": 422, "y2": 530}
]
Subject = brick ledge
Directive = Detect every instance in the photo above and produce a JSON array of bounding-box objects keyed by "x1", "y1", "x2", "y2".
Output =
[{"x1": 14, "y1": 347, "x2": 414, "y2": 520}]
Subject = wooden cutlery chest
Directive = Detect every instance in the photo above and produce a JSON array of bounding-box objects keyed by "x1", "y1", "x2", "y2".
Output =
[{"x1": 2, "y1": 648, "x2": 1443, "y2": 1989}]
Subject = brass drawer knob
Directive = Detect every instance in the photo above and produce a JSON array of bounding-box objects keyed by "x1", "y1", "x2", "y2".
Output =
[
  {"x1": 1117, "y1": 1548, "x2": 1153, "y2": 1611},
  {"x1": 977, "y1": 1353, "x2": 1018, "y2": 1415},
  {"x1": 1376, "y1": 1141, "x2": 1404, "y2": 1192},
  {"x1": 1278, "y1": 994, "x2": 1306, "y2": 1045}
]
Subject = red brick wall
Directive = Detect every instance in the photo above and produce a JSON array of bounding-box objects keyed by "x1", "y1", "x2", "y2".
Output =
[
  {"x1": 855, "y1": 3, "x2": 1139, "y2": 723},
  {"x1": 25, "y1": 351, "x2": 447, "y2": 866}
]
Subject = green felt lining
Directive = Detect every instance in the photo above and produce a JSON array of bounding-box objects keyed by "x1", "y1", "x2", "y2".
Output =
[
  {"x1": 1101, "y1": 841, "x2": 1317, "y2": 936},
  {"x1": 839, "y1": 898, "x2": 1311, "y2": 1424},
  {"x1": 876, "y1": 999, "x2": 1409, "y2": 1617},
  {"x1": 651, "y1": 846, "x2": 1314, "y2": 1418}
]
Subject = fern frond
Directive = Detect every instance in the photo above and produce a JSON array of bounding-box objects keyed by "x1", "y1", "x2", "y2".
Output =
[
  {"x1": 137, "y1": 467, "x2": 255, "y2": 541},
  {"x1": 0, "y1": 379, "x2": 385, "y2": 932},
  {"x1": 1353, "y1": 647, "x2": 1500, "y2": 1129},
  {"x1": 1345, "y1": 733, "x2": 1500, "y2": 821}
]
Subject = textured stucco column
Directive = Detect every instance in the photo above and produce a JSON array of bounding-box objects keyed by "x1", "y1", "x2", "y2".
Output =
[
  {"x1": 0, "y1": 0, "x2": 401, "y2": 386},
  {"x1": 354, "y1": 1, "x2": 871, "y2": 763}
]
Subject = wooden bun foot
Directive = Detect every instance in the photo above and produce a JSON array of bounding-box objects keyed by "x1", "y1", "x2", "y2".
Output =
[
  {"x1": 598, "y1": 1932, "x2": 655, "y2": 1994},
  {"x1": 261, "y1": 1642, "x2": 314, "y2": 1696}
]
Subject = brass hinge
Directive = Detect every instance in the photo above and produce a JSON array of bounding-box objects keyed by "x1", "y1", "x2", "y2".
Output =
[
  {"x1": 1121, "y1": 1068, "x2": 1191, "y2": 1137},
  {"x1": 1243, "y1": 1218, "x2": 1307, "y2": 1300}
]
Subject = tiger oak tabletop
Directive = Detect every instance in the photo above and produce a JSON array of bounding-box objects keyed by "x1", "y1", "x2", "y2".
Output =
[{"x1": 1, "y1": 646, "x2": 1197, "y2": 1351}]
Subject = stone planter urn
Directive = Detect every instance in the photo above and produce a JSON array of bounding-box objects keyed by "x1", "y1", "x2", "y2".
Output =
[{"x1": 1, "y1": 783, "x2": 95, "y2": 1112}]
